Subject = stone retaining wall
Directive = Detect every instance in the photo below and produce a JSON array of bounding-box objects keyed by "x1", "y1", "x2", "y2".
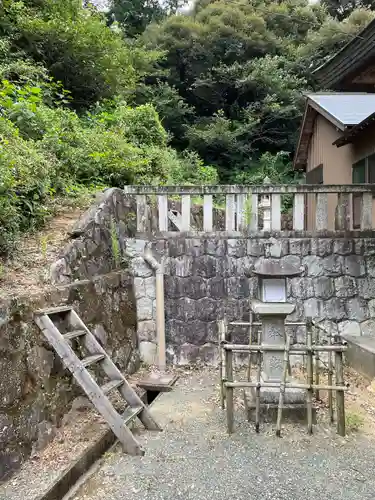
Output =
[
  {"x1": 0, "y1": 271, "x2": 137, "y2": 481},
  {"x1": 127, "y1": 234, "x2": 375, "y2": 365},
  {"x1": 50, "y1": 188, "x2": 138, "y2": 285}
]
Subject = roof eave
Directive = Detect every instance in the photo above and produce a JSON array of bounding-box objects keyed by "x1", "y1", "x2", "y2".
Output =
[
  {"x1": 313, "y1": 19, "x2": 375, "y2": 88},
  {"x1": 293, "y1": 103, "x2": 316, "y2": 171},
  {"x1": 335, "y1": 112, "x2": 375, "y2": 148},
  {"x1": 307, "y1": 98, "x2": 346, "y2": 131}
]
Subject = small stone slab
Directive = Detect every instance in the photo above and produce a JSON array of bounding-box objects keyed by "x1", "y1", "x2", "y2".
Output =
[
  {"x1": 244, "y1": 391, "x2": 317, "y2": 424},
  {"x1": 137, "y1": 373, "x2": 178, "y2": 392}
]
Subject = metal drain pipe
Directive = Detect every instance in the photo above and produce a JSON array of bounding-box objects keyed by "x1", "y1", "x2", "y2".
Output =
[{"x1": 144, "y1": 248, "x2": 166, "y2": 371}]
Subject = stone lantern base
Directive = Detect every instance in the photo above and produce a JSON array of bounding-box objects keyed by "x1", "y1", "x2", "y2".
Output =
[{"x1": 243, "y1": 391, "x2": 317, "y2": 424}]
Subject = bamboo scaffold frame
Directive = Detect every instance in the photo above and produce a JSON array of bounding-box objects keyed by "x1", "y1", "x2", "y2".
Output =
[{"x1": 218, "y1": 316, "x2": 348, "y2": 437}]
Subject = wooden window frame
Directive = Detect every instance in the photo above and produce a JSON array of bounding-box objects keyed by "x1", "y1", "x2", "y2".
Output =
[{"x1": 352, "y1": 154, "x2": 375, "y2": 229}]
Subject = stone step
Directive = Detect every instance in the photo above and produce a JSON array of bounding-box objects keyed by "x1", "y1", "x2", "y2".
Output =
[{"x1": 343, "y1": 335, "x2": 375, "y2": 380}]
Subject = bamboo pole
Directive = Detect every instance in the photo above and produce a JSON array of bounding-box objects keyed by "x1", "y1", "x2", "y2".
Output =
[
  {"x1": 218, "y1": 320, "x2": 225, "y2": 410},
  {"x1": 328, "y1": 333, "x2": 334, "y2": 423},
  {"x1": 314, "y1": 326, "x2": 320, "y2": 401},
  {"x1": 276, "y1": 334, "x2": 291, "y2": 437},
  {"x1": 224, "y1": 382, "x2": 348, "y2": 391},
  {"x1": 255, "y1": 327, "x2": 262, "y2": 433},
  {"x1": 306, "y1": 319, "x2": 313, "y2": 435},
  {"x1": 222, "y1": 344, "x2": 347, "y2": 353},
  {"x1": 246, "y1": 310, "x2": 253, "y2": 382},
  {"x1": 230, "y1": 321, "x2": 306, "y2": 327},
  {"x1": 226, "y1": 327, "x2": 234, "y2": 434},
  {"x1": 335, "y1": 348, "x2": 346, "y2": 437}
]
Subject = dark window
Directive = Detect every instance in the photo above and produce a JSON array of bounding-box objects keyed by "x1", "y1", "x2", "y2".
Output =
[
  {"x1": 368, "y1": 153, "x2": 375, "y2": 183},
  {"x1": 352, "y1": 153, "x2": 375, "y2": 183},
  {"x1": 306, "y1": 164, "x2": 323, "y2": 184},
  {"x1": 352, "y1": 159, "x2": 366, "y2": 183},
  {"x1": 352, "y1": 154, "x2": 375, "y2": 229}
]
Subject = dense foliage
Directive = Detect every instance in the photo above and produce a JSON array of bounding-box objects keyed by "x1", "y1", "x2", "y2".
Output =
[
  {"x1": 0, "y1": 0, "x2": 215, "y2": 254},
  {"x1": 138, "y1": 0, "x2": 374, "y2": 181},
  {"x1": 1, "y1": 0, "x2": 375, "y2": 254}
]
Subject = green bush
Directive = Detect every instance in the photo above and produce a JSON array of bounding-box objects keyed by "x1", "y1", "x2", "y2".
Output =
[
  {"x1": 0, "y1": 117, "x2": 53, "y2": 253},
  {"x1": 0, "y1": 77, "x2": 215, "y2": 255}
]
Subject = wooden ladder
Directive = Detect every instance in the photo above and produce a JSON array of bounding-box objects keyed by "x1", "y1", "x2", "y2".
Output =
[{"x1": 34, "y1": 306, "x2": 161, "y2": 456}]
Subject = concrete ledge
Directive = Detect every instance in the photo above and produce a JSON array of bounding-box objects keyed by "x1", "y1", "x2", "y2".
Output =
[
  {"x1": 135, "y1": 230, "x2": 375, "y2": 240},
  {"x1": 343, "y1": 335, "x2": 375, "y2": 380},
  {"x1": 36, "y1": 391, "x2": 148, "y2": 500},
  {"x1": 36, "y1": 426, "x2": 116, "y2": 500}
]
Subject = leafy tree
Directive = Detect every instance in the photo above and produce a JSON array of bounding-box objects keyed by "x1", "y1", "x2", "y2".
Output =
[
  {"x1": 1, "y1": 0, "x2": 160, "y2": 109},
  {"x1": 322, "y1": 0, "x2": 375, "y2": 21},
  {"x1": 142, "y1": 0, "x2": 374, "y2": 182},
  {"x1": 107, "y1": 0, "x2": 189, "y2": 37},
  {"x1": 108, "y1": 0, "x2": 165, "y2": 37},
  {"x1": 296, "y1": 8, "x2": 375, "y2": 72}
]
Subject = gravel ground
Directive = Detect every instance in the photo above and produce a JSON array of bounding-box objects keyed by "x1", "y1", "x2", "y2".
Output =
[{"x1": 70, "y1": 369, "x2": 375, "y2": 500}]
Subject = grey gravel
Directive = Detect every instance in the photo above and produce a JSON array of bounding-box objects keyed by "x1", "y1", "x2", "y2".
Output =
[{"x1": 72, "y1": 371, "x2": 375, "y2": 500}]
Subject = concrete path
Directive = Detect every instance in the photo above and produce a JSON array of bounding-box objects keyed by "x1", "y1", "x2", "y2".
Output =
[{"x1": 70, "y1": 370, "x2": 375, "y2": 500}]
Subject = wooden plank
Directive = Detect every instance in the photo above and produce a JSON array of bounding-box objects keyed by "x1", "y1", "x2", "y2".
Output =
[
  {"x1": 271, "y1": 194, "x2": 281, "y2": 230},
  {"x1": 122, "y1": 406, "x2": 143, "y2": 425},
  {"x1": 35, "y1": 305, "x2": 72, "y2": 316},
  {"x1": 101, "y1": 379, "x2": 124, "y2": 395},
  {"x1": 293, "y1": 193, "x2": 305, "y2": 230},
  {"x1": 361, "y1": 192, "x2": 373, "y2": 230},
  {"x1": 136, "y1": 194, "x2": 147, "y2": 232},
  {"x1": 158, "y1": 195, "x2": 168, "y2": 231},
  {"x1": 181, "y1": 195, "x2": 191, "y2": 231},
  {"x1": 203, "y1": 194, "x2": 213, "y2": 232},
  {"x1": 64, "y1": 330, "x2": 86, "y2": 340},
  {"x1": 137, "y1": 373, "x2": 178, "y2": 393},
  {"x1": 69, "y1": 310, "x2": 161, "y2": 432},
  {"x1": 81, "y1": 354, "x2": 105, "y2": 367},
  {"x1": 226, "y1": 194, "x2": 235, "y2": 231},
  {"x1": 35, "y1": 315, "x2": 144, "y2": 456}
]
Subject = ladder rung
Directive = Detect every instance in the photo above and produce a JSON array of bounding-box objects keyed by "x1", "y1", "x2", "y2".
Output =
[
  {"x1": 101, "y1": 379, "x2": 124, "y2": 395},
  {"x1": 123, "y1": 406, "x2": 143, "y2": 426},
  {"x1": 35, "y1": 305, "x2": 72, "y2": 316},
  {"x1": 64, "y1": 330, "x2": 86, "y2": 340},
  {"x1": 81, "y1": 354, "x2": 105, "y2": 367}
]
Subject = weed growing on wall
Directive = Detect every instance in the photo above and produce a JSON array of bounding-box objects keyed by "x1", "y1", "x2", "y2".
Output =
[{"x1": 110, "y1": 218, "x2": 121, "y2": 268}]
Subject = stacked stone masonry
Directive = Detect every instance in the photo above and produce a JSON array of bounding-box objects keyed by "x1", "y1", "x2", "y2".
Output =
[
  {"x1": 0, "y1": 272, "x2": 138, "y2": 481},
  {"x1": 127, "y1": 235, "x2": 375, "y2": 366}
]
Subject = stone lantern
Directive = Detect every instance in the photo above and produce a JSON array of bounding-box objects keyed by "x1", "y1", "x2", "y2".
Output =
[{"x1": 248, "y1": 258, "x2": 306, "y2": 414}]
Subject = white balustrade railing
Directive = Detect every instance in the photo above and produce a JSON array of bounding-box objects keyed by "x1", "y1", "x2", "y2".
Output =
[{"x1": 123, "y1": 184, "x2": 375, "y2": 233}]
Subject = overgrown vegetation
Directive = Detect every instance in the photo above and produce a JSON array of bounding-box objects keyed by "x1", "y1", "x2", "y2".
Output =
[{"x1": 1, "y1": 0, "x2": 374, "y2": 255}]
